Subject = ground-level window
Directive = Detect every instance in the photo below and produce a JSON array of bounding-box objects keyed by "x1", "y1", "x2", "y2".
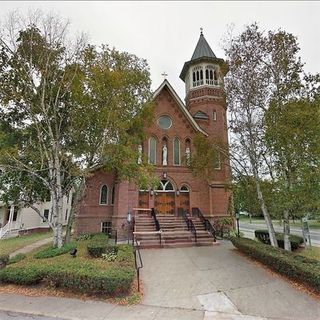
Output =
[
  {"x1": 43, "y1": 209, "x2": 49, "y2": 222},
  {"x1": 101, "y1": 221, "x2": 112, "y2": 236},
  {"x1": 100, "y1": 185, "x2": 108, "y2": 205}
]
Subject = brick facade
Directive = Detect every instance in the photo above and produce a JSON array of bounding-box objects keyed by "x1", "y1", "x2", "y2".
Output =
[{"x1": 75, "y1": 34, "x2": 232, "y2": 237}]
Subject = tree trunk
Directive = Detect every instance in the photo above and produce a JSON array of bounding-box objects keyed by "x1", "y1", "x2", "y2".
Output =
[
  {"x1": 254, "y1": 170, "x2": 278, "y2": 247},
  {"x1": 283, "y1": 209, "x2": 291, "y2": 251},
  {"x1": 65, "y1": 178, "x2": 85, "y2": 243}
]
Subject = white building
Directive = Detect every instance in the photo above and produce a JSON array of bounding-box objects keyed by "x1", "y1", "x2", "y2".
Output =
[{"x1": 0, "y1": 195, "x2": 72, "y2": 239}]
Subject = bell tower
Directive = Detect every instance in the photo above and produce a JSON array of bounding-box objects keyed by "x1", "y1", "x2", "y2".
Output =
[{"x1": 180, "y1": 30, "x2": 228, "y2": 139}]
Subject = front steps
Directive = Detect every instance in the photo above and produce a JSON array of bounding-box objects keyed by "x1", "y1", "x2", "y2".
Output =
[{"x1": 134, "y1": 213, "x2": 218, "y2": 249}]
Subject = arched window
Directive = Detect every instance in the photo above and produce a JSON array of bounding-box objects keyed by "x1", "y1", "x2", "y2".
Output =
[
  {"x1": 156, "y1": 180, "x2": 175, "y2": 191},
  {"x1": 192, "y1": 66, "x2": 203, "y2": 87},
  {"x1": 205, "y1": 65, "x2": 215, "y2": 85},
  {"x1": 180, "y1": 185, "x2": 189, "y2": 192},
  {"x1": 148, "y1": 137, "x2": 156, "y2": 165},
  {"x1": 111, "y1": 186, "x2": 115, "y2": 205},
  {"x1": 173, "y1": 137, "x2": 180, "y2": 166},
  {"x1": 100, "y1": 185, "x2": 108, "y2": 205}
]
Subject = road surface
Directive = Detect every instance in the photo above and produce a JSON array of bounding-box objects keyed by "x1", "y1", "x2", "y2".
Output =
[
  {"x1": 0, "y1": 310, "x2": 65, "y2": 320},
  {"x1": 239, "y1": 221, "x2": 320, "y2": 246}
]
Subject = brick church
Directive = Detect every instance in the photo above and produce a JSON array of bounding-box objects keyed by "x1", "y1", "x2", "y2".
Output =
[{"x1": 75, "y1": 31, "x2": 231, "y2": 238}]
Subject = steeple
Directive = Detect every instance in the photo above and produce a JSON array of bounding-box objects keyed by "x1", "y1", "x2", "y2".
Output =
[
  {"x1": 190, "y1": 31, "x2": 216, "y2": 60},
  {"x1": 180, "y1": 31, "x2": 227, "y2": 101}
]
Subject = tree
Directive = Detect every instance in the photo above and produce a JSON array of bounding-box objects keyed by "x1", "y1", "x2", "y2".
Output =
[
  {"x1": 224, "y1": 23, "x2": 278, "y2": 247},
  {"x1": 0, "y1": 11, "x2": 155, "y2": 247}
]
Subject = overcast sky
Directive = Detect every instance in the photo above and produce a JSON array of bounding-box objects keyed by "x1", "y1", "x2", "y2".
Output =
[{"x1": 1, "y1": 1, "x2": 319, "y2": 100}]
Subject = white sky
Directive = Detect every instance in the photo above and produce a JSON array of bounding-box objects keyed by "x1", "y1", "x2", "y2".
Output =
[{"x1": 1, "y1": 1, "x2": 319, "y2": 100}]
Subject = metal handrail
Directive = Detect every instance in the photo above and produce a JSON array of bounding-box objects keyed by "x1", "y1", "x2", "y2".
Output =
[
  {"x1": 133, "y1": 239, "x2": 143, "y2": 292},
  {"x1": 193, "y1": 207, "x2": 216, "y2": 242},
  {"x1": 150, "y1": 208, "x2": 162, "y2": 245},
  {"x1": 189, "y1": 218, "x2": 197, "y2": 242},
  {"x1": 182, "y1": 210, "x2": 197, "y2": 242}
]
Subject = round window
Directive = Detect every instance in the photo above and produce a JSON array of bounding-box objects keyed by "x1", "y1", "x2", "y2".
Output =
[{"x1": 157, "y1": 115, "x2": 172, "y2": 129}]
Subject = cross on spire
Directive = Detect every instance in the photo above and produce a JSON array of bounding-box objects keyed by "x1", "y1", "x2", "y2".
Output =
[
  {"x1": 200, "y1": 27, "x2": 203, "y2": 35},
  {"x1": 161, "y1": 72, "x2": 168, "y2": 79}
]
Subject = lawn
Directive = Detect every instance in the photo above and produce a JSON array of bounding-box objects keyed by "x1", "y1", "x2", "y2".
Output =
[
  {"x1": 0, "y1": 236, "x2": 138, "y2": 301},
  {"x1": 0, "y1": 231, "x2": 52, "y2": 255},
  {"x1": 295, "y1": 246, "x2": 320, "y2": 261}
]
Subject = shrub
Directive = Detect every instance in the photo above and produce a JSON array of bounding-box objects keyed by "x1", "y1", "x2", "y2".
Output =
[
  {"x1": 231, "y1": 237, "x2": 320, "y2": 293},
  {"x1": 87, "y1": 243, "x2": 107, "y2": 258},
  {"x1": 87, "y1": 233, "x2": 109, "y2": 258},
  {"x1": 0, "y1": 254, "x2": 9, "y2": 269},
  {"x1": 254, "y1": 229, "x2": 303, "y2": 250},
  {"x1": 8, "y1": 253, "x2": 26, "y2": 265},
  {"x1": 45, "y1": 265, "x2": 135, "y2": 295},
  {"x1": 34, "y1": 243, "x2": 76, "y2": 259},
  {"x1": 0, "y1": 265, "x2": 44, "y2": 285}
]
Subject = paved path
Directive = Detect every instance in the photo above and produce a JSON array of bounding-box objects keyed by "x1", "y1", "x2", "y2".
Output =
[
  {"x1": 0, "y1": 242, "x2": 319, "y2": 319},
  {"x1": 0, "y1": 310, "x2": 62, "y2": 320},
  {"x1": 9, "y1": 238, "x2": 52, "y2": 258}
]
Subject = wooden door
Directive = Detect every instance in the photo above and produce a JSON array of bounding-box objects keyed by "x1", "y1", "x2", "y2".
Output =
[
  {"x1": 179, "y1": 192, "x2": 190, "y2": 214},
  {"x1": 138, "y1": 191, "x2": 149, "y2": 208},
  {"x1": 155, "y1": 192, "x2": 175, "y2": 214}
]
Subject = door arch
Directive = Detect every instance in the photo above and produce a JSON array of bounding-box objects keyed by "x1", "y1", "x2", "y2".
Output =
[{"x1": 154, "y1": 179, "x2": 175, "y2": 215}]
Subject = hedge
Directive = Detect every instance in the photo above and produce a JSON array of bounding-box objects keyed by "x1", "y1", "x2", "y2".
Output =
[
  {"x1": 34, "y1": 243, "x2": 77, "y2": 259},
  {"x1": 87, "y1": 233, "x2": 109, "y2": 258},
  {"x1": 254, "y1": 229, "x2": 303, "y2": 250},
  {"x1": 231, "y1": 237, "x2": 320, "y2": 293},
  {"x1": 0, "y1": 244, "x2": 135, "y2": 296}
]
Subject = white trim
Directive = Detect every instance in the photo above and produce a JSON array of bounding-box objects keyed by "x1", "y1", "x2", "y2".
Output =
[
  {"x1": 99, "y1": 184, "x2": 109, "y2": 205},
  {"x1": 153, "y1": 80, "x2": 208, "y2": 136}
]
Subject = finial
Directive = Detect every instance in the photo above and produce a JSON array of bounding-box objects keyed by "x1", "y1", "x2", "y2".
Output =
[
  {"x1": 161, "y1": 72, "x2": 168, "y2": 79},
  {"x1": 200, "y1": 27, "x2": 203, "y2": 35}
]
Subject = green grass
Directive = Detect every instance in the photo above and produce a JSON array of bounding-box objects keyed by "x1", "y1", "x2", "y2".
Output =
[
  {"x1": 0, "y1": 231, "x2": 52, "y2": 255},
  {"x1": 295, "y1": 247, "x2": 320, "y2": 261}
]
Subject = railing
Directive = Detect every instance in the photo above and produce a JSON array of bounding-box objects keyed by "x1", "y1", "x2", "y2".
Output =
[
  {"x1": 0, "y1": 221, "x2": 20, "y2": 239},
  {"x1": 133, "y1": 239, "x2": 143, "y2": 292},
  {"x1": 192, "y1": 207, "x2": 217, "y2": 242},
  {"x1": 151, "y1": 208, "x2": 161, "y2": 232},
  {"x1": 182, "y1": 210, "x2": 197, "y2": 242}
]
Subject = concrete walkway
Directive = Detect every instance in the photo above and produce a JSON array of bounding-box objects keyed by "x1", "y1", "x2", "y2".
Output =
[
  {"x1": 0, "y1": 241, "x2": 319, "y2": 320},
  {"x1": 9, "y1": 237, "x2": 52, "y2": 258}
]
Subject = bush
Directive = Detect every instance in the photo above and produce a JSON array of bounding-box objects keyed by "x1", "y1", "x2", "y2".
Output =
[
  {"x1": 8, "y1": 253, "x2": 26, "y2": 265},
  {"x1": 254, "y1": 229, "x2": 303, "y2": 250},
  {"x1": 231, "y1": 237, "x2": 320, "y2": 293},
  {"x1": 87, "y1": 233, "x2": 109, "y2": 258},
  {"x1": 34, "y1": 243, "x2": 76, "y2": 259},
  {"x1": 0, "y1": 254, "x2": 9, "y2": 269},
  {"x1": 0, "y1": 265, "x2": 44, "y2": 285}
]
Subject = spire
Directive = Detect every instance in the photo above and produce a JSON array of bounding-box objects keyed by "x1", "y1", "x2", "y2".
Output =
[{"x1": 191, "y1": 30, "x2": 216, "y2": 60}]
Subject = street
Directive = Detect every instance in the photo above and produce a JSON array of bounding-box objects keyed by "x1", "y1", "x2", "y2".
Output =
[{"x1": 239, "y1": 221, "x2": 320, "y2": 246}]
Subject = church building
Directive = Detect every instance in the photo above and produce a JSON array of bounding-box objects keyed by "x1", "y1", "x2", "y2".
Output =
[{"x1": 75, "y1": 31, "x2": 231, "y2": 238}]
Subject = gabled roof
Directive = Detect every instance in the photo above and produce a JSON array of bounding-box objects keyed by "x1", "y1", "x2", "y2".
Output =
[
  {"x1": 191, "y1": 32, "x2": 216, "y2": 60},
  {"x1": 153, "y1": 80, "x2": 208, "y2": 136}
]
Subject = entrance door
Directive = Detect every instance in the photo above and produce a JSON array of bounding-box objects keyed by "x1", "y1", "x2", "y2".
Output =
[
  {"x1": 138, "y1": 191, "x2": 149, "y2": 208},
  {"x1": 154, "y1": 179, "x2": 176, "y2": 215},
  {"x1": 179, "y1": 185, "x2": 190, "y2": 214},
  {"x1": 155, "y1": 192, "x2": 175, "y2": 215}
]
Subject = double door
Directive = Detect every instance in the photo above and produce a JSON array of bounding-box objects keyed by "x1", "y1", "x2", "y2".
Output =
[{"x1": 155, "y1": 192, "x2": 175, "y2": 215}]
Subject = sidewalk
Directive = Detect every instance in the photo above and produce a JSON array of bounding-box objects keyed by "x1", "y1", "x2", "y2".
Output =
[{"x1": 9, "y1": 237, "x2": 52, "y2": 258}]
